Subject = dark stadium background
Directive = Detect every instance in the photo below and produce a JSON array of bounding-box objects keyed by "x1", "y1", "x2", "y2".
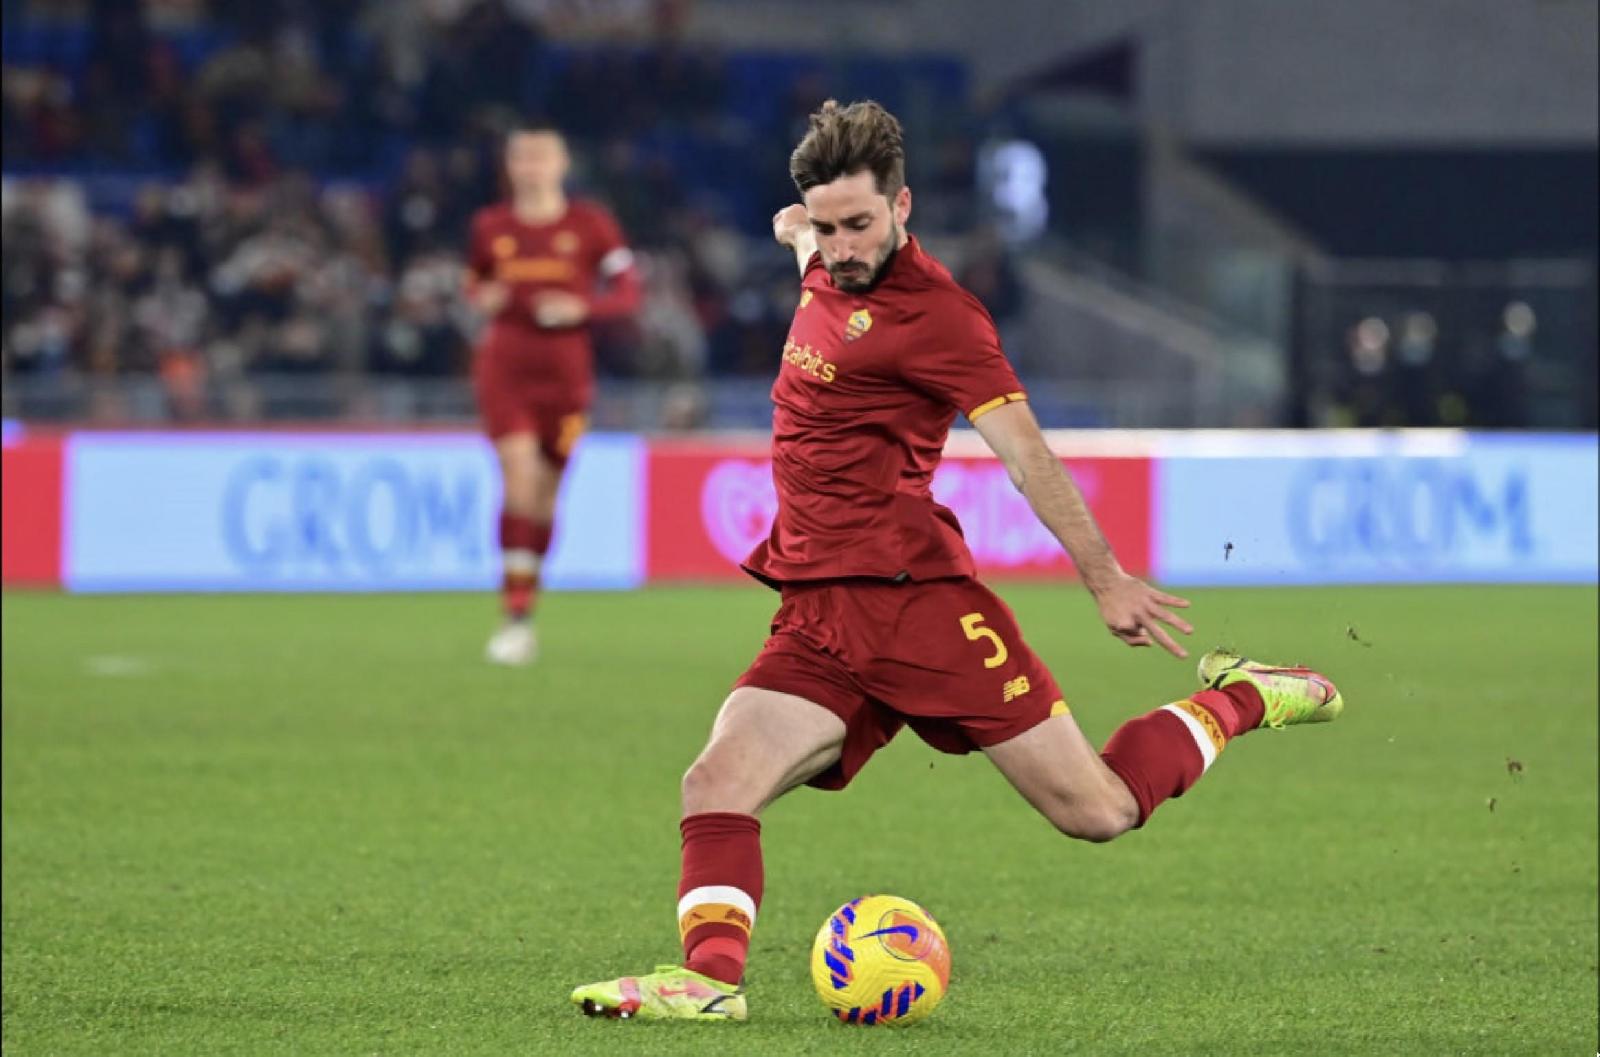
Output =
[{"x1": 4, "y1": 0, "x2": 1594, "y2": 431}]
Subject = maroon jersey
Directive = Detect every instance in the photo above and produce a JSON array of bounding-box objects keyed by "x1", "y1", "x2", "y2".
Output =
[
  {"x1": 743, "y1": 235, "x2": 1026, "y2": 586},
  {"x1": 466, "y1": 199, "x2": 637, "y2": 401}
]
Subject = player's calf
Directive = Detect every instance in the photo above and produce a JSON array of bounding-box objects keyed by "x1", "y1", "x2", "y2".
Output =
[
  {"x1": 984, "y1": 713, "x2": 1141, "y2": 843},
  {"x1": 1036, "y1": 786, "x2": 1141, "y2": 843}
]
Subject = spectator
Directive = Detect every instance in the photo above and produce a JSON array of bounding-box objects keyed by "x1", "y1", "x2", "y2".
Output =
[{"x1": 0, "y1": 0, "x2": 988, "y2": 427}]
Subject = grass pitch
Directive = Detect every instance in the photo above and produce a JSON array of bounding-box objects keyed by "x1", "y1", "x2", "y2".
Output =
[{"x1": 3, "y1": 584, "x2": 1596, "y2": 1056}]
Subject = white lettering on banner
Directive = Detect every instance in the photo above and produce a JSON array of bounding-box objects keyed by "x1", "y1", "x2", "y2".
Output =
[
  {"x1": 63, "y1": 433, "x2": 647, "y2": 592},
  {"x1": 1153, "y1": 437, "x2": 1598, "y2": 585},
  {"x1": 1286, "y1": 459, "x2": 1533, "y2": 567},
  {"x1": 221, "y1": 455, "x2": 483, "y2": 575}
]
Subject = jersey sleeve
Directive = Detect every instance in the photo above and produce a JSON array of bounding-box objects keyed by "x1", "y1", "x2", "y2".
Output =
[
  {"x1": 901, "y1": 290, "x2": 1026, "y2": 422},
  {"x1": 582, "y1": 205, "x2": 641, "y2": 321},
  {"x1": 585, "y1": 205, "x2": 634, "y2": 278}
]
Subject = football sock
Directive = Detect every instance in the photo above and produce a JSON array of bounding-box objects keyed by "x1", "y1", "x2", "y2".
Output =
[
  {"x1": 498, "y1": 513, "x2": 552, "y2": 621},
  {"x1": 678, "y1": 812, "x2": 762, "y2": 986},
  {"x1": 1099, "y1": 682, "x2": 1266, "y2": 826}
]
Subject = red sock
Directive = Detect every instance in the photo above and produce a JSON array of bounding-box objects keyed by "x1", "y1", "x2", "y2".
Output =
[
  {"x1": 678, "y1": 812, "x2": 762, "y2": 986},
  {"x1": 1099, "y1": 682, "x2": 1265, "y2": 827},
  {"x1": 499, "y1": 513, "x2": 552, "y2": 620},
  {"x1": 529, "y1": 520, "x2": 552, "y2": 557}
]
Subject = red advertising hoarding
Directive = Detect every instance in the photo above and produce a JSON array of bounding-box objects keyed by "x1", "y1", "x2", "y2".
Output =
[
  {"x1": 1, "y1": 432, "x2": 64, "y2": 586},
  {"x1": 647, "y1": 440, "x2": 1151, "y2": 581}
]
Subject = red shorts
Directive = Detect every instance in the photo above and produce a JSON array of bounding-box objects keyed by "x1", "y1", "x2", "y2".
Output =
[
  {"x1": 735, "y1": 577, "x2": 1067, "y2": 791},
  {"x1": 472, "y1": 340, "x2": 591, "y2": 466}
]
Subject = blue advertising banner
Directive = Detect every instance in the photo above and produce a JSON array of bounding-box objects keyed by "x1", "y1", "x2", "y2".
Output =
[
  {"x1": 64, "y1": 432, "x2": 644, "y2": 592},
  {"x1": 1154, "y1": 434, "x2": 1599, "y2": 585}
]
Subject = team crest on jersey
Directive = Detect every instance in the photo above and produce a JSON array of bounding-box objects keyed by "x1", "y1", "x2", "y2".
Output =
[
  {"x1": 799, "y1": 290, "x2": 814, "y2": 309},
  {"x1": 492, "y1": 235, "x2": 518, "y2": 258},
  {"x1": 552, "y1": 230, "x2": 580, "y2": 255},
  {"x1": 844, "y1": 309, "x2": 873, "y2": 341}
]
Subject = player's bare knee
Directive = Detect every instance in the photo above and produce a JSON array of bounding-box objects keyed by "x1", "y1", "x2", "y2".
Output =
[
  {"x1": 680, "y1": 752, "x2": 755, "y2": 816},
  {"x1": 679, "y1": 755, "x2": 717, "y2": 812},
  {"x1": 528, "y1": 463, "x2": 562, "y2": 520},
  {"x1": 528, "y1": 492, "x2": 559, "y2": 523},
  {"x1": 1047, "y1": 797, "x2": 1137, "y2": 844},
  {"x1": 498, "y1": 475, "x2": 538, "y2": 517}
]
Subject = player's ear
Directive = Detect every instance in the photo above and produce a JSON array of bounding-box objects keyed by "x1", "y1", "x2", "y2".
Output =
[{"x1": 893, "y1": 186, "x2": 912, "y2": 226}]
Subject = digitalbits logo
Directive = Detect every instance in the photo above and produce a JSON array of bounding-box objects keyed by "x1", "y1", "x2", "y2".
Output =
[{"x1": 700, "y1": 460, "x2": 778, "y2": 563}]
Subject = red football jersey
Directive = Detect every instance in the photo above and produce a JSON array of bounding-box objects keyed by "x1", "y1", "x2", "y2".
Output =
[
  {"x1": 466, "y1": 199, "x2": 636, "y2": 398},
  {"x1": 743, "y1": 235, "x2": 1026, "y2": 585}
]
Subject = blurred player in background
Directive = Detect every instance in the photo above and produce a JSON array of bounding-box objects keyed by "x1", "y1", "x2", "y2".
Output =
[
  {"x1": 569, "y1": 100, "x2": 1346, "y2": 1022},
  {"x1": 467, "y1": 126, "x2": 641, "y2": 665}
]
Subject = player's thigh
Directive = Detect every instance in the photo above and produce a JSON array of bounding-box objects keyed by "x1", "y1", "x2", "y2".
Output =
[
  {"x1": 536, "y1": 408, "x2": 587, "y2": 467},
  {"x1": 494, "y1": 431, "x2": 540, "y2": 511},
  {"x1": 683, "y1": 686, "x2": 847, "y2": 817},
  {"x1": 983, "y1": 713, "x2": 1138, "y2": 841},
  {"x1": 528, "y1": 408, "x2": 585, "y2": 515},
  {"x1": 526, "y1": 442, "x2": 565, "y2": 520}
]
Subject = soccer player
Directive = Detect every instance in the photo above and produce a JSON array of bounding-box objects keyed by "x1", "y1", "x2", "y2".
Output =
[
  {"x1": 570, "y1": 101, "x2": 1344, "y2": 1021},
  {"x1": 467, "y1": 125, "x2": 640, "y2": 666}
]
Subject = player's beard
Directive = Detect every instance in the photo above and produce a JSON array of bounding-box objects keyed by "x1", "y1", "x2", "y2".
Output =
[{"x1": 828, "y1": 219, "x2": 902, "y2": 293}]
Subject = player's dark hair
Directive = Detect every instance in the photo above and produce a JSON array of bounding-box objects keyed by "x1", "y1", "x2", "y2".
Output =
[
  {"x1": 789, "y1": 99, "x2": 905, "y2": 199},
  {"x1": 506, "y1": 121, "x2": 565, "y2": 145}
]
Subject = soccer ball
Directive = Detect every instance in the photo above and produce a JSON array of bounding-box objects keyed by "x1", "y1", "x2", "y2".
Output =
[{"x1": 810, "y1": 894, "x2": 951, "y2": 1026}]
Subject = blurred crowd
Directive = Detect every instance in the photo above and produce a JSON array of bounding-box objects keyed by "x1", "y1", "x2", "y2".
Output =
[
  {"x1": 0, "y1": 163, "x2": 820, "y2": 422},
  {"x1": 1, "y1": 0, "x2": 986, "y2": 423},
  {"x1": 14, "y1": 2, "x2": 1573, "y2": 430},
  {"x1": 1310, "y1": 276, "x2": 1597, "y2": 429}
]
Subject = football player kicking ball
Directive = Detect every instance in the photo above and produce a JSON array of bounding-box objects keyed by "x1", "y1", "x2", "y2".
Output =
[
  {"x1": 571, "y1": 100, "x2": 1343, "y2": 1021},
  {"x1": 467, "y1": 124, "x2": 640, "y2": 665}
]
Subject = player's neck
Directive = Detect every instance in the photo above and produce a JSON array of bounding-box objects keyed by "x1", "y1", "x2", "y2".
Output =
[{"x1": 512, "y1": 191, "x2": 567, "y2": 225}]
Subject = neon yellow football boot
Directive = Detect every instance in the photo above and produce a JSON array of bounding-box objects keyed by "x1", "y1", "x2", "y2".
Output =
[
  {"x1": 1197, "y1": 648, "x2": 1344, "y2": 729},
  {"x1": 570, "y1": 964, "x2": 746, "y2": 1022}
]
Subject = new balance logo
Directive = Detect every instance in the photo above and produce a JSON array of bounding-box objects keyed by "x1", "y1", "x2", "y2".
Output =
[{"x1": 1002, "y1": 676, "x2": 1031, "y2": 702}]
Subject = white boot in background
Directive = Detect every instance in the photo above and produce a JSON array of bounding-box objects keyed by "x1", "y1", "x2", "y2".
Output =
[{"x1": 485, "y1": 621, "x2": 538, "y2": 666}]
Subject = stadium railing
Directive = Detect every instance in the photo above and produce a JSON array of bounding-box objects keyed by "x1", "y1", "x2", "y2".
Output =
[{"x1": 0, "y1": 375, "x2": 1209, "y2": 431}]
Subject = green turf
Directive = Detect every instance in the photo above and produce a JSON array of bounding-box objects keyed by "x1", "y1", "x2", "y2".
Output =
[{"x1": 3, "y1": 584, "x2": 1596, "y2": 1056}]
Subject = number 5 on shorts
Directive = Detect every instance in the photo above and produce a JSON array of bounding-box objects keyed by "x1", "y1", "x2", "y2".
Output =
[{"x1": 959, "y1": 612, "x2": 1008, "y2": 669}]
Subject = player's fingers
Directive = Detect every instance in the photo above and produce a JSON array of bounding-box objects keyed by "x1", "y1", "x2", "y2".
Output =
[
  {"x1": 1146, "y1": 622, "x2": 1189, "y2": 659},
  {"x1": 1118, "y1": 629, "x2": 1152, "y2": 647},
  {"x1": 1154, "y1": 591, "x2": 1192, "y2": 608},
  {"x1": 1151, "y1": 607, "x2": 1194, "y2": 635}
]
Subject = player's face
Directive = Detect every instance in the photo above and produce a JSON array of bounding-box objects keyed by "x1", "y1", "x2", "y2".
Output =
[
  {"x1": 505, "y1": 132, "x2": 569, "y2": 196},
  {"x1": 803, "y1": 171, "x2": 912, "y2": 292}
]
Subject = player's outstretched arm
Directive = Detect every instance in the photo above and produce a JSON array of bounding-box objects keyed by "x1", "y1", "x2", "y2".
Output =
[
  {"x1": 974, "y1": 400, "x2": 1194, "y2": 658},
  {"x1": 772, "y1": 204, "x2": 817, "y2": 276}
]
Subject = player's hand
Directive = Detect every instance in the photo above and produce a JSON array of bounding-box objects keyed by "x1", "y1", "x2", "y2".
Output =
[
  {"x1": 473, "y1": 281, "x2": 511, "y2": 316},
  {"x1": 1092, "y1": 573, "x2": 1193, "y2": 659},
  {"x1": 772, "y1": 204, "x2": 809, "y2": 247},
  {"x1": 533, "y1": 290, "x2": 590, "y2": 328}
]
